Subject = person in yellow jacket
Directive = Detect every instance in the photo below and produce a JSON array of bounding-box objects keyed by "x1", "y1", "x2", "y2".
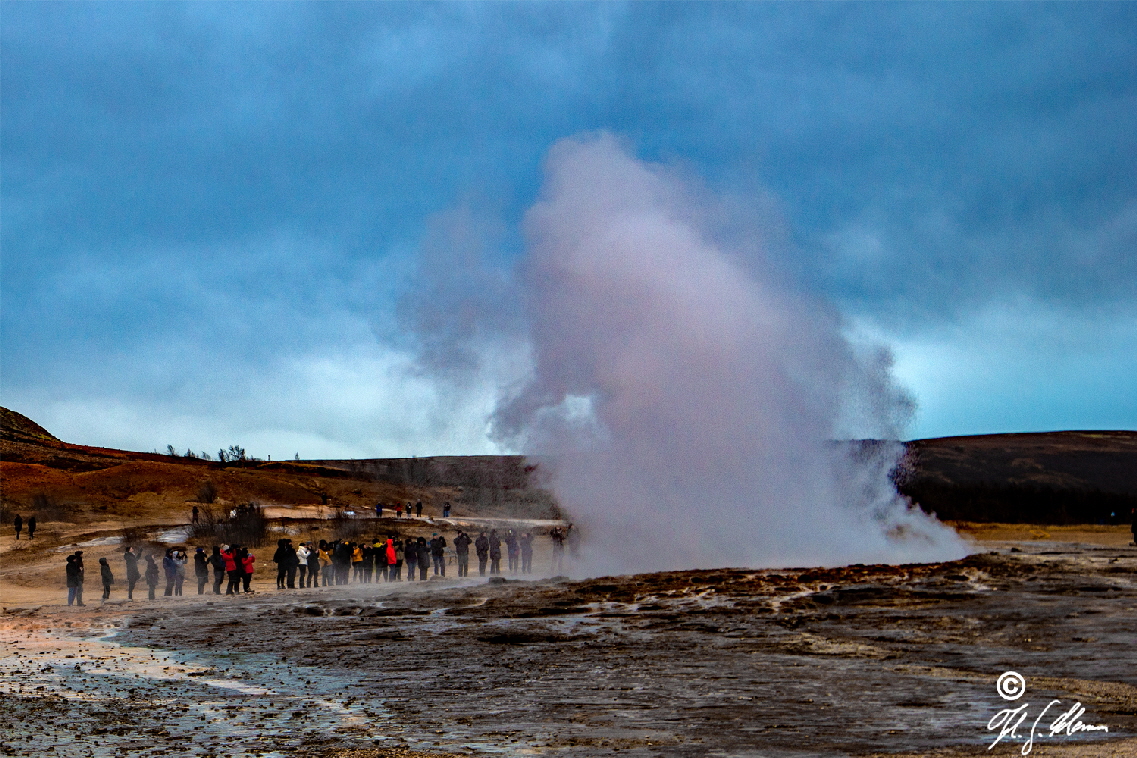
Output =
[
  {"x1": 318, "y1": 541, "x2": 333, "y2": 587},
  {"x1": 352, "y1": 543, "x2": 364, "y2": 583}
]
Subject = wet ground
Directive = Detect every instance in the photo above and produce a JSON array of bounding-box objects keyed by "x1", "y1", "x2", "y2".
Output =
[{"x1": 1, "y1": 540, "x2": 1135, "y2": 758}]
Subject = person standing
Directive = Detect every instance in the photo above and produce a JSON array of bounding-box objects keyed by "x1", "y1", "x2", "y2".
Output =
[
  {"x1": 375, "y1": 503, "x2": 383, "y2": 519},
  {"x1": 194, "y1": 547, "x2": 210, "y2": 595},
  {"x1": 13, "y1": 514, "x2": 22, "y2": 540},
  {"x1": 223, "y1": 545, "x2": 241, "y2": 595},
  {"x1": 273, "y1": 539, "x2": 291, "y2": 590},
  {"x1": 210, "y1": 546, "x2": 226, "y2": 594},
  {"x1": 99, "y1": 557, "x2": 114, "y2": 601},
  {"x1": 191, "y1": 505, "x2": 200, "y2": 524},
  {"x1": 27, "y1": 516, "x2": 36, "y2": 539},
  {"x1": 454, "y1": 531, "x2": 471, "y2": 577},
  {"x1": 162, "y1": 549, "x2": 177, "y2": 596},
  {"x1": 65, "y1": 554, "x2": 84, "y2": 606},
  {"x1": 305, "y1": 542, "x2": 320, "y2": 587},
  {"x1": 416, "y1": 537, "x2": 430, "y2": 581},
  {"x1": 241, "y1": 547, "x2": 255, "y2": 593},
  {"x1": 173, "y1": 549, "x2": 187, "y2": 596},
  {"x1": 475, "y1": 532, "x2": 489, "y2": 577},
  {"x1": 351, "y1": 543, "x2": 364, "y2": 583},
  {"x1": 505, "y1": 530, "x2": 520, "y2": 573},
  {"x1": 384, "y1": 537, "x2": 398, "y2": 582},
  {"x1": 297, "y1": 542, "x2": 310, "y2": 588},
  {"x1": 144, "y1": 553, "x2": 159, "y2": 600},
  {"x1": 488, "y1": 530, "x2": 502, "y2": 575},
  {"x1": 395, "y1": 504, "x2": 403, "y2": 519},
  {"x1": 124, "y1": 546, "x2": 141, "y2": 600},
  {"x1": 442, "y1": 502, "x2": 451, "y2": 518},
  {"x1": 319, "y1": 541, "x2": 334, "y2": 587},
  {"x1": 405, "y1": 537, "x2": 418, "y2": 581},
  {"x1": 415, "y1": 501, "x2": 423, "y2": 518},
  {"x1": 550, "y1": 527, "x2": 566, "y2": 574},
  {"x1": 520, "y1": 532, "x2": 534, "y2": 574},
  {"x1": 430, "y1": 533, "x2": 447, "y2": 577}
]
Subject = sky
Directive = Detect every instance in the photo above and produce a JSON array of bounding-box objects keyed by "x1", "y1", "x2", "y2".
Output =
[{"x1": 2, "y1": 2, "x2": 1135, "y2": 460}]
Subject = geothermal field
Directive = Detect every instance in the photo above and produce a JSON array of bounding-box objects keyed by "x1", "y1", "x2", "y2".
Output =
[{"x1": 1, "y1": 408, "x2": 1136, "y2": 757}]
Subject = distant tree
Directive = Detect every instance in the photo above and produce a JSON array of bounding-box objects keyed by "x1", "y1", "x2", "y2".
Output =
[
  {"x1": 200, "y1": 451, "x2": 212, "y2": 461},
  {"x1": 294, "y1": 453, "x2": 300, "y2": 461},
  {"x1": 183, "y1": 449, "x2": 198, "y2": 459},
  {"x1": 227, "y1": 445, "x2": 246, "y2": 463},
  {"x1": 166, "y1": 444, "x2": 177, "y2": 457}
]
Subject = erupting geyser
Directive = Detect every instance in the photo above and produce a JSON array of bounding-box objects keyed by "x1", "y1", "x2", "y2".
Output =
[{"x1": 492, "y1": 133, "x2": 969, "y2": 573}]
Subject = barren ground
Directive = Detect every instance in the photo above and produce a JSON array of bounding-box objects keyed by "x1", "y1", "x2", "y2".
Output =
[{"x1": 1, "y1": 525, "x2": 1134, "y2": 758}]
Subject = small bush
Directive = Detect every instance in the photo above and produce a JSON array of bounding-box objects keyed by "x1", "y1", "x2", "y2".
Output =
[{"x1": 196, "y1": 480, "x2": 217, "y2": 504}]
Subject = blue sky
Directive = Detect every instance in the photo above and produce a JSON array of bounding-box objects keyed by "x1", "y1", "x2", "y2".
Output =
[{"x1": 2, "y1": 2, "x2": 1135, "y2": 458}]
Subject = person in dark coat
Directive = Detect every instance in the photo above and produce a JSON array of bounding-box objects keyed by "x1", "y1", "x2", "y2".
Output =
[
  {"x1": 416, "y1": 537, "x2": 430, "y2": 580},
  {"x1": 453, "y1": 531, "x2": 471, "y2": 577},
  {"x1": 520, "y1": 532, "x2": 534, "y2": 574},
  {"x1": 305, "y1": 542, "x2": 320, "y2": 587},
  {"x1": 99, "y1": 557, "x2": 114, "y2": 600},
  {"x1": 475, "y1": 532, "x2": 489, "y2": 576},
  {"x1": 194, "y1": 547, "x2": 210, "y2": 594},
  {"x1": 415, "y1": 501, "x2": 423, "y2": 517},
  {"x1": 144, "y1": 554, "x2": 160, "y2": 600},
  {"x1": 273, "y1": 539, "x2": 290, "y2": 589},
  {"x1": 123, "y1": 547, "x2": 141, "y2": 600},
  {"x1": 505, "y1": 530, "x2": 520, "y2": 573},
  {"x1": 405, "y1": 537, "x2": 418, "y2": 581},
  {"x1": 66, "y1": 555, "x2": 84, "y2": 606},
  {"x1": 13, "y1": 514, "x2": 22, "y2": 540},
  {"x1": 430, "y1": 533, "x2": 447, "y2": 577},
  {"x1": 27, "y1": 516, "x2": 36, "y2": 539},
  {"x1": 333, "y1": 541, "x2": 352, "y2": 585},
  {"x1": 210, "y1": 546, "x2": 225, "y2": 594},
  {"x1": 162, "y1": 548, "x2": 177, "y2": 596},
  {"x1": 488, "y1": 530, "x2": 502, "y2": 575}
]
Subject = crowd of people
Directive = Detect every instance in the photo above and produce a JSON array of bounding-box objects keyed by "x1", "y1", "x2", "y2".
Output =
[{"x1": 62, "y1": 527, "x2": 559, "y2": 604}]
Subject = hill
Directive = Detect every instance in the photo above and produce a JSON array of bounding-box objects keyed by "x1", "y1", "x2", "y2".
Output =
[
  {"x1": 0, "y1": 407, "x2": 559, "y2": 526},
  {"x1": 897, "y1": 430, "x2": 1137, "y2": 524}
]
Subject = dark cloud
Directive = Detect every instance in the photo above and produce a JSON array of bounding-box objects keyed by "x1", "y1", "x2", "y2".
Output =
[{"x1": 2, "y1": 2, "x2": 1134, "y2": 449}]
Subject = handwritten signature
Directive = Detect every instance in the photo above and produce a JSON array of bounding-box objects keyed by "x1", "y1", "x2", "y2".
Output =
[{"x1": 987, "y1": 671, "x2": 1108, "y2": 755}]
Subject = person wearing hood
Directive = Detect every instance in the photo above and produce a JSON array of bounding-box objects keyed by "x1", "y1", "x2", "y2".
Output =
[
  {"x1": 99, "y1": 557, "x2": 115, "y2": 601},
  {"x1": 65, "y1": 554, "x2": 84, "y2": 606},
  {"x1": 144, "y1": 554, "x2": 160, "y2": 600},
  {"x1": 123, "y1": 546, "x2": 141, "y2": 600},
  {"x1": 194, "y1": 547, "x2": 210, "y2": 595},
  {"x1": 383, "y1": 537, "x2": 399, "y2": 581}
]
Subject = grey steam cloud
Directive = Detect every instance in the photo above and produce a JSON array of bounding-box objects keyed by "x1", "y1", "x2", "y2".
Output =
[{"x1": 423, "y1": 133, "x2": 969, "y2": 573}]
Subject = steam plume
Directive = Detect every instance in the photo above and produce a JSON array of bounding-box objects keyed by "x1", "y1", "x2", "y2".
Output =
[{"x1": 493, "y1": 133, "x2": 968, "y2": 573}]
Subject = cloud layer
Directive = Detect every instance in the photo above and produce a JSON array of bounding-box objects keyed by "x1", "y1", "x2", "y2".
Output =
[{"x1": 2, "y1": 3, "x2": 1135, "y2": 453}]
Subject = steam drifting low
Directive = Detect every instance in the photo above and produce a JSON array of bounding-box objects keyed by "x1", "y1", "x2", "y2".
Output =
[{"x1": 490, "y1": 134, "x2": 968, "y2": 573}]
